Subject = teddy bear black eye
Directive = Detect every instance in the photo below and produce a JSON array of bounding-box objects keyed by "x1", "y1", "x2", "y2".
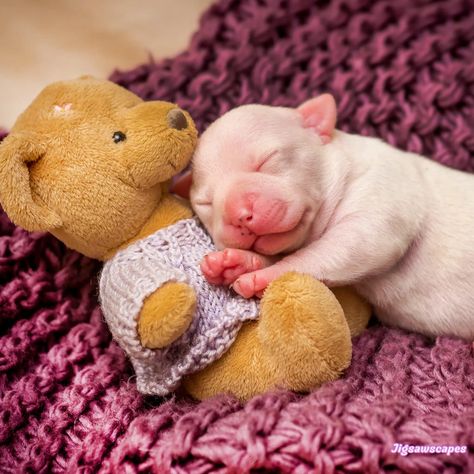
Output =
[{"x1": 113, "y1": 131, "x2": 126, "y2": 143}]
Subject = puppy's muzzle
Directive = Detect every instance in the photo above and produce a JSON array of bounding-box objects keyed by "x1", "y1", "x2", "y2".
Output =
[{"x1": 167, "y1": 109, "x2": 188, "y2": 130}]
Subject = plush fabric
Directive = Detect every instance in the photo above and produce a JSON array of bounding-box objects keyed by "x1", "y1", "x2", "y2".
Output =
[{"x1": 1, "y1": 0, "x2": 473, "y2": 472}]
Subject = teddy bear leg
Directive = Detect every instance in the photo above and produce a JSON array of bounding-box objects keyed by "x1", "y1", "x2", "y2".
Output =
[
  {"x1": 182, "y1": 320, "x2": 280, "y2": 401},
  {"x1": 183, "y1": 272, "x2": 353, "y2": 401},
  {"x1": 332, "y1": 286, "x2": 372, "y2": 337},
  {"x1": 256, "y1": 272, "x2": 353, "y2": 392},
  {"x1": 137, "y1": 282, "x2": 196, "y2": 349}
]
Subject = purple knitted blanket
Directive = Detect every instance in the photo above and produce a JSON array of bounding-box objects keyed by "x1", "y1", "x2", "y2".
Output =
[{"x1": 1, "y1": 0, "x2": 474, "y2": 472}]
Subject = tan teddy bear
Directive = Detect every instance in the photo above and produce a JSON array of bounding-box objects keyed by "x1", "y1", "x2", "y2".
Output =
[{"x1": 0, "y1": 77, "x2": 370, "y2": 400}]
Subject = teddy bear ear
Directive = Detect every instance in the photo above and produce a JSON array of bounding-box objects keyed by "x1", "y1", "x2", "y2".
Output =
[
  {"x1": 297, "y1": 94, "x2": 337, "y2": 144},
  {"x1": 0, "y1": 133, "x2": 62, "y2": 231}
]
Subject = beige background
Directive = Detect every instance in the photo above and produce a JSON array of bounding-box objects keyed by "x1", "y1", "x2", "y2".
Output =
[{"x1": 0, "y1": 0, "x2": 213, "y2": 128}]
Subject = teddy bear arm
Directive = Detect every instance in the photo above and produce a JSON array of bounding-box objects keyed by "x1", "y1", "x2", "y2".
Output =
[
  {"x1": 137, "y1": 281, "x2": 196, "y2": 349},
  {"x1": 331, "y1": 286, "x2": 372, "y2": 337}
]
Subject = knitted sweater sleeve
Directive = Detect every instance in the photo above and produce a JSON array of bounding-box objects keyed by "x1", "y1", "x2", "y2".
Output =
[{"x1": 99, "y1": 244, "x2": 189, "y2": 361}]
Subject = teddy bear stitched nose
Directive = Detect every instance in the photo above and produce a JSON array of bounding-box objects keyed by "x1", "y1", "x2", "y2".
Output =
[{"x1": 167, "y1": 109, "x2": 188, "y2": 130}]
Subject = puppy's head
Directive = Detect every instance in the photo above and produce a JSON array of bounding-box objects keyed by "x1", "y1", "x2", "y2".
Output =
[
  {"x1": 0, "y1": 77, "x2": 197, "y2": 259},
  {"x1": 190, "y1": 94, "x2": 337, "y2": 255}
]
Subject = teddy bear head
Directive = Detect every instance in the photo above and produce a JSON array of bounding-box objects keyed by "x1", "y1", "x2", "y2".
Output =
[{"x1": 0, "y1": 76, "x2": 197, "y2": 259}]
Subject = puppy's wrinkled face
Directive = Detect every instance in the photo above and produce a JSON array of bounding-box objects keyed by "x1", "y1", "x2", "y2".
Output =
[{"x1": 191, "y1": 103, "x2": 330, "y2": 255}]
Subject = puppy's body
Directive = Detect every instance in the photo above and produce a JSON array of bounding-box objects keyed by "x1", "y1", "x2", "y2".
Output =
[
  {"x1": 191, "y1": 97, "x2": 474, "y2": 339},
  {"x1": 324, "y1": 132, "x2": 474, "y2": 339}
]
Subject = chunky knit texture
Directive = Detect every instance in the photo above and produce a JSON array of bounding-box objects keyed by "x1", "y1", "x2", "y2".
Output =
[
  {"x1": 1, "y1": 0, "x2": 474, "y2": 472},
  {"x1": 100, "y1": 218, "x2": 258, "y2": 396}
]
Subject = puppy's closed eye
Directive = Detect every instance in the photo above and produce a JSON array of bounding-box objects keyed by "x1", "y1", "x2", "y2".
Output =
[
  {"x1": 194, "y1": 201, "x2": 212, "y2": 208},
  {"x1": 255, "y1": 150, "x2": 278, "y2": 172}
]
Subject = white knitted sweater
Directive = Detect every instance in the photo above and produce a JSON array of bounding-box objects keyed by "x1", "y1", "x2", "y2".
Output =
[{"x1": 99, "y1": 217, "x2": 259, "y2": 396}]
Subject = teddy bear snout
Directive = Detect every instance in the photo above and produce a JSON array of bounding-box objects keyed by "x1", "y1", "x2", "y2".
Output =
[{"x1": 167, "y1": 108, "x2": 188, "y2": 130}]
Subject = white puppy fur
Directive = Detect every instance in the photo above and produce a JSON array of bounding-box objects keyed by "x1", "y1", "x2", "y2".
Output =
[{"x1": 190, "y1": 95, "x2": 474, "y2": 339}]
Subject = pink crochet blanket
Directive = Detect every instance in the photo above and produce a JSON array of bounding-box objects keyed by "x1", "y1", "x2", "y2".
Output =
[{"x1": 1, "y1": 0, "x2": 473, "y2": 472}]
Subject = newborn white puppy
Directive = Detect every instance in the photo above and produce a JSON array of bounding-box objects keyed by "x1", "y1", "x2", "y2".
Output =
[{"x1": 190, "y1": 94, "x2": 474, "y2": 339}]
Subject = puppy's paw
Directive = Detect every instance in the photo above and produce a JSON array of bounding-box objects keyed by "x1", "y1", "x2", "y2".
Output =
[
  {"x1": 233, "y1": 264, "x2": 291, "y2": 298},
  {"x1": 201, "y1": 248, "x2": 265, "y2": 286},
  {"x1": 233, "y1": 270, "x2": 271, "y2": 299}
]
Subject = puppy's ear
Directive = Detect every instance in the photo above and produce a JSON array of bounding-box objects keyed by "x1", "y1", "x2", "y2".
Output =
[
  {"x1": 297, "y1": 94, "x2": 337, "y2": 144},
  {"x1": 170, "y1": 171, "x2": 193, "y2": 199},
  {"x1": 0, "y1": 133, "x2": 62, "y2": 231}
]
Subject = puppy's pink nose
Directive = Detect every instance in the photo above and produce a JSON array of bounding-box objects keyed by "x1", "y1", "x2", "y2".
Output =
[
  {"x1": 225, "y1": 192, "x2": 291, "y2": 236},
  {"x1": 225, "y1": 193, "x2": 256, "y2": 229},
  {"x1": 235, "y1": 206, "x2": 253, "y2": 225}
]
